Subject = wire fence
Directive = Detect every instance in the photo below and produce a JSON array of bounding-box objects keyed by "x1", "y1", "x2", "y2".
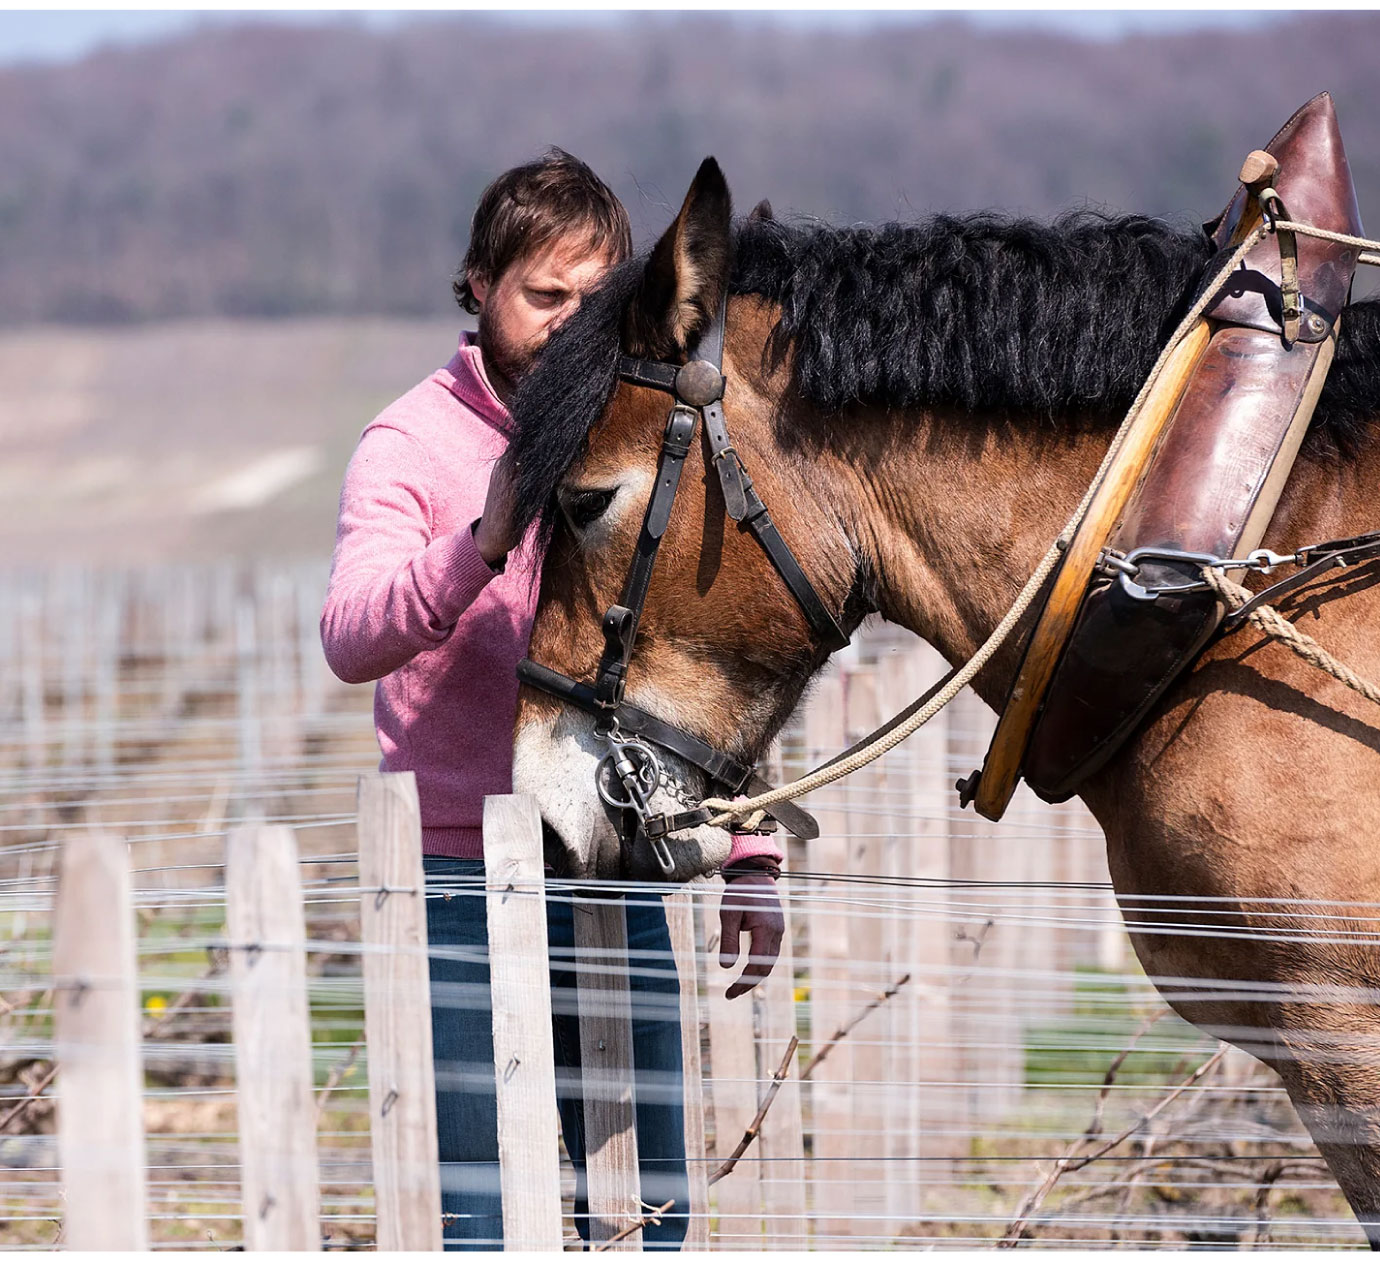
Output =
[{"x1": 0, "y1": 561, "x2": 1367, "y2": 1249}]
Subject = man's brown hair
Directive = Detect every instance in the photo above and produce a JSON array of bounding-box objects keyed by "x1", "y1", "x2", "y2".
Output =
[{"x1": 454, "y1": 148, "x2": 632, "y2": 314}]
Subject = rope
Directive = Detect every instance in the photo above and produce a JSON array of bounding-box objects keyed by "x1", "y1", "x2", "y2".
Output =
[
  {"x1": 703, "y1": 211, "x2": 1380, "y2": 829},
  {"x1": 1200, "y1": 567, "x2": 1380, "y2": 709}
]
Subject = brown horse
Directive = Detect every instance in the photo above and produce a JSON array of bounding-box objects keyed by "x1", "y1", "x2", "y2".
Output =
[{"x1": 509, "y1": 160, "x2": 1380, "y2": 1240}]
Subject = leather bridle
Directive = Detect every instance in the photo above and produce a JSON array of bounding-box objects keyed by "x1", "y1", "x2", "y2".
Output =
[{"x1": 516, "y1": 292, "x2": 850, "y2": 872}]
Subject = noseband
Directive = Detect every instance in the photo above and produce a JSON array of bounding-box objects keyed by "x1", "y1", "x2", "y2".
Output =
[{"x1": 516, "y1": 293, "x2": 850, "y2": 871}]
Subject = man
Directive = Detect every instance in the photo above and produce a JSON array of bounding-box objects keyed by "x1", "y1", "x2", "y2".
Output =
[{"x1": 320, "y1": 149, "x2": 785, "y2": 1250}]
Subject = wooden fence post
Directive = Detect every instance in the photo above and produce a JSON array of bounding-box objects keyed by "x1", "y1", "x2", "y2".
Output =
[
  {"x1": 226, "y1": 823, "x2": 321, "y2": 1251},
  {"x1": 843, "y1": 656, "x2": 891, "y2": 1237},
  {"x1": 572, "y1": 890, "x2": 642, "y2": 1248},
  {"x1": 878, "y1": 639, "x2": 957, "y2": 1205},
  {"x1": 802, "y1": 667, "x2": 856, "y2": 1243},
  {"x1": 705, "y1": 875, "x2": 764, "y2": 1245},
  {"x1": 482, "y1": 794, "x2": 564, "y2": 1251},
  {"x1": 53, "y1": 831, "x2": 148, "y2": 1251},
  {"x1": 756, "y1": 875, "x2": 808, "y2": 1247},
  {"x1": 665, "y1": 886, "x2": 711, "y2": 1249},
  {"x1": 358, "y1": 772, "x2": 444, "y2": 1251}
]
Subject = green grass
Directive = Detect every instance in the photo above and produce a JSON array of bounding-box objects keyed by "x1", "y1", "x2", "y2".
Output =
[{"x1": 1024, "y1": 968, "x2": 1209, "y2": 1087}]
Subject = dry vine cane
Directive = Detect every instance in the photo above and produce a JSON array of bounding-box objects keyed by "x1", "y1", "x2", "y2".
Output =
[
  {"x1": 0, "y1": 960, "x2": 226, "y2": 1138},
  {"x1": 597, "y1": 1036, "x2": 799, "y2": 1249},
  {"x1": 998, "y1": 1015, "x2": 1228, "y2": 1249},
  {"x1": 597, "y1": 970, "x2": 915, "y2": 1248}
]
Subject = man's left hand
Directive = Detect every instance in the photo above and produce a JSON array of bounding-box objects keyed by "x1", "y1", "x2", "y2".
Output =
[{"x1": 718, "y1": 869, "x2": 785, "y2": 1000}]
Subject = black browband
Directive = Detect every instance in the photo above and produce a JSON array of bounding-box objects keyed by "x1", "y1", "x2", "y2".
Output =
[{"x1": 517, "y1": 290, "x2": 852, "y2": 852}]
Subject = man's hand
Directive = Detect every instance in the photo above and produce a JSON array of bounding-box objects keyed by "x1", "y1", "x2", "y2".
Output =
[
  {"x1": 718, "y1": 869, "x2": 785, "y2": 999},
  {"x1": 473, "y1": 450, "x2": 523, "y2": 568}
]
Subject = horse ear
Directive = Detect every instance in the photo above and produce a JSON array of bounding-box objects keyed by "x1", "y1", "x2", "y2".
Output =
[
  {"x1": 627, "y1": 157, "x2": 732, "y2": 357},
  {"x1": 749, "y1": 198, "x2": 773, "y2": 222}
]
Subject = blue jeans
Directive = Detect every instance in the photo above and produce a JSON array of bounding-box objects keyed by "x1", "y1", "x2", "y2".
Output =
[{"x1": 424, "y1": 857, "x2": 690, "y2": 1250}]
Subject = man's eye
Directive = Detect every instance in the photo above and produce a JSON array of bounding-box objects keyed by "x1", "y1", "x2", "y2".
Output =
[
  {"x1": 563, "y1": 488, "x2": 616, "y2": 530},
  {"x1": 528, "y1": 289, "x2": 564, "y2": 306}
]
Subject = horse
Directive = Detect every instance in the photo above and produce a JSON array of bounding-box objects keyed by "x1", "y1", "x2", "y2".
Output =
[{"x1": 507, "y1": 158, "x2": 1380, "y2": 1241}]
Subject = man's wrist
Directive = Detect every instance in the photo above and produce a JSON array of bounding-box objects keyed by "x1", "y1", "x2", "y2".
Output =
[{"x1": 470, "y1": 517, "x2": 508, "y2": 573}]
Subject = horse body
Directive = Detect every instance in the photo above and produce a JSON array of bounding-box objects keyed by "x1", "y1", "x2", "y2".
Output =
[{"x1": 510, "y1": 160, "x2": 1380, "y2": 1239}]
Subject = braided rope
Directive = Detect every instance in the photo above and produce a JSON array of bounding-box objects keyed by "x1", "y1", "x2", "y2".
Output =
[
  {"x1": 1201, "y1": 568, "x2": 1380, "y2": 709},
  {"x1": 701, "y1": 214, "x2": 1380, "y2": 829}
]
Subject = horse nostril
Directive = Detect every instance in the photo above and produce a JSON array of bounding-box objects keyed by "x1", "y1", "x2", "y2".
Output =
[{"x1": 540, "y1": 819, "x2": 567, "y2": 872}]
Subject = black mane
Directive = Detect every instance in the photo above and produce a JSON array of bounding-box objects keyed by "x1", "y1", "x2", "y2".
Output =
[{"x1": 509, "y1": 210, "x2": 1380, "y2": 535}]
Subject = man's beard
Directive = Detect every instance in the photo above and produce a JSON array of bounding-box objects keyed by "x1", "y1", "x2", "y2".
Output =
[{"x1": 477, "y1": 316, "x2": 539, "y2": 397}]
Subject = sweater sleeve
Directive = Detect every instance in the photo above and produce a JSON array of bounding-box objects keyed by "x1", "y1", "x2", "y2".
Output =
[
  {"x1": 725, "y1": 833, "x2": 785, "y2": 868},
  {"x1": 320, "y1": 424, "x2": 500, "y2": 685}
]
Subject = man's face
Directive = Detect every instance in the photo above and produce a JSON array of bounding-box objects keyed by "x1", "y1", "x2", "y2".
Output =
[{"x1": 471, "y1": 234, "x2": 614, "y2": 398}]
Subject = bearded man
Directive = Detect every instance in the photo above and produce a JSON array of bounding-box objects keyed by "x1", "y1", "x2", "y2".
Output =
[{"x1": 321, "y1": 149, "x2": 785, "y2": 1249}]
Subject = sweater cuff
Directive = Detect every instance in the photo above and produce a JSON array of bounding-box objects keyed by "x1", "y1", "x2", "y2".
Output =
[
  {"x1": 416, "y1": 524, "x2": 501, "y2": 627},
  {"x1": 725, "y1": 833, "x2": 784, "y2": 869}
]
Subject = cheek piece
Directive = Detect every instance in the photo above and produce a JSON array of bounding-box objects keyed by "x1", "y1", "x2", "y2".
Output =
[{"x1": 517, "y1": 289, "x2": 850, "y2": 871}]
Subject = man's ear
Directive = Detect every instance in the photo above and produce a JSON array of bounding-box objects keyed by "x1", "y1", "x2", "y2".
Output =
[
  {"x1": 625, "y1": 157, "x2": 732, "y2": 359},
  {"x1": 468, "y1": 271, "x2": 489, "y2": 308}
]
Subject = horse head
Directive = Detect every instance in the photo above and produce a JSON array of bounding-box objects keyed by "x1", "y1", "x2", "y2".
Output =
[{"x1": 507, "y1": 159, "x2": 863, "y2": 881}]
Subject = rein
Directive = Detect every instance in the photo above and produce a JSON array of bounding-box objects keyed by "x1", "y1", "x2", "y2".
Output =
[{"x1": 516, "y1": 290, "x2": 849, "y2": 872}]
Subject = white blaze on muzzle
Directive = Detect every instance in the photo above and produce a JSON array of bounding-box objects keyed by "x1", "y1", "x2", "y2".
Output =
[{"x1": 512, "y1": 705, "x2": 733, "y2": 883}]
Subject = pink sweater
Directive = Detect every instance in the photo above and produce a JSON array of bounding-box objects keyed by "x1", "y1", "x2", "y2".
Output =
[{"x1": 321, "y1": 333, "x2": 782, "y2": 868}]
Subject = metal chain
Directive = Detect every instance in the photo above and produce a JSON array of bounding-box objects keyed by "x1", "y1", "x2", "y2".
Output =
[{"x1": 701, "y1": 213, "x2": 1380, "y2": 830}]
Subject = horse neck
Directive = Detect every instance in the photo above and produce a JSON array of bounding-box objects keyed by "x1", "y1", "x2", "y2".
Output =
[{"x1": 818, "y1": 408, "x2": 1112, "y2": 712}]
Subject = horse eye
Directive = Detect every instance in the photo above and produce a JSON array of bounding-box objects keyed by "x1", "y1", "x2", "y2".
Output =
[{"x1": 562, "y1": 487, "x2": 617, "y2": 531}]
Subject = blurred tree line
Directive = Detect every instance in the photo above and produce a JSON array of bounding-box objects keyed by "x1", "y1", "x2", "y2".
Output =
[{"x1": 2, "y1": 12, "x2": 1378, "y2": 326}]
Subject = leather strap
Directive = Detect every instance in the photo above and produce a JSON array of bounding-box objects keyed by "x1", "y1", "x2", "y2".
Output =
[
  {"x1": 644, "y1": 406, "x2": 697, "y2": 540},
  {"x1": 619, "y1": 357, "x2": 680, "y2": 393},
  {"x1": 734, "y1": 470, "x2": 852, "y2": 652},
  {"x1": 702, "y1": 399, "x2": 751, "y2": 520},
  {"x1": 593, "y1": 405, "x2": 699, "y2": 709},
  {"x1": 1220, "y1": 531, "x2": 1380, "y2": 632}
]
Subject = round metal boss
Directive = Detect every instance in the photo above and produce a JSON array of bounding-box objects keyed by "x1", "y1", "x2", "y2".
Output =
[{"x1": 675, "y1": 359, "x2": 725, "y2": 407}]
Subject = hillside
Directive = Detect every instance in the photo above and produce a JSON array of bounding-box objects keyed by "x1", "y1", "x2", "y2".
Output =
[
  {"x1": 0, "y1": 317, "x2": 460, "y2": 564},
  {"x1": 2, "y1": 12, "x2": 1380, "y2": 325}
]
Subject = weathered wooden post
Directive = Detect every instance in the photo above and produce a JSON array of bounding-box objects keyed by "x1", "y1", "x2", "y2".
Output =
[
  {"x1": 482, "y1": 794, "x2": 564, "y2": 1251},
  {"x1": 664, "y1": 886, "x2": 711, "y2": 1248},
  {"x1": 878, "y1": 638, "x2": 957, "y2": 1201},
  {"x1": 234, "y1": 593, "x2": 263, "y2": 785},
  {"x1": 802, "y1": 667, "x2": 857, "y2": 1241},
  {"x1": 53, "y1": 831, "x2": 148, "y2": 1251},
  {"x1": 226, "y1": 822, "x2": 321, "y2": 1250},
  {"x1": 756, "y1": 875, "x2": 808, "y2": 1246},
  {"x1": 843, "y1": 654, "x2": 890, "y2": 1235},
  {"x1": 706, "y1": 877, "x2": 765, "y2": 1244},
  {"x1": 573, "y1": 887, "x2": 642, "y2": 1247},
  {"x1": 358, "y1": 772, "x2": 444, "y2": 1250}
]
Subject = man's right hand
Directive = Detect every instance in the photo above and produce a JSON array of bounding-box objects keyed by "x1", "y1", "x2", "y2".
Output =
[{"x1": 473, "y1": 451, "x2": 522, "y2": 568}]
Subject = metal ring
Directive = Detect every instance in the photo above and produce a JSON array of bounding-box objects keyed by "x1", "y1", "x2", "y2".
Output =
[{"x1": 596, "y1": 739, "x2": 661, "y2": 811}]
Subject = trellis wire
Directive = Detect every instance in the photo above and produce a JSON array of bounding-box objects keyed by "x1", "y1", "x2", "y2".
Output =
[{"x1": 0, "y1": 562, "x2": 1371, "y2": 1249}]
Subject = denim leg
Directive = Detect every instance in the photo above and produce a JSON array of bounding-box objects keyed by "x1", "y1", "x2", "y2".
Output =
[
  {"x1": 424, "y1": 857, "x2": 502, "y2": 1251},
  {"x1": 427, "y1": 864, "x2": 689, "y2": 1251},
  {"x1": 548, "y1": 889, "x2": 690, "y2": 1250},
  {"x1": 626, "y1": 889, "x2": 691, "y2": 1249}
]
